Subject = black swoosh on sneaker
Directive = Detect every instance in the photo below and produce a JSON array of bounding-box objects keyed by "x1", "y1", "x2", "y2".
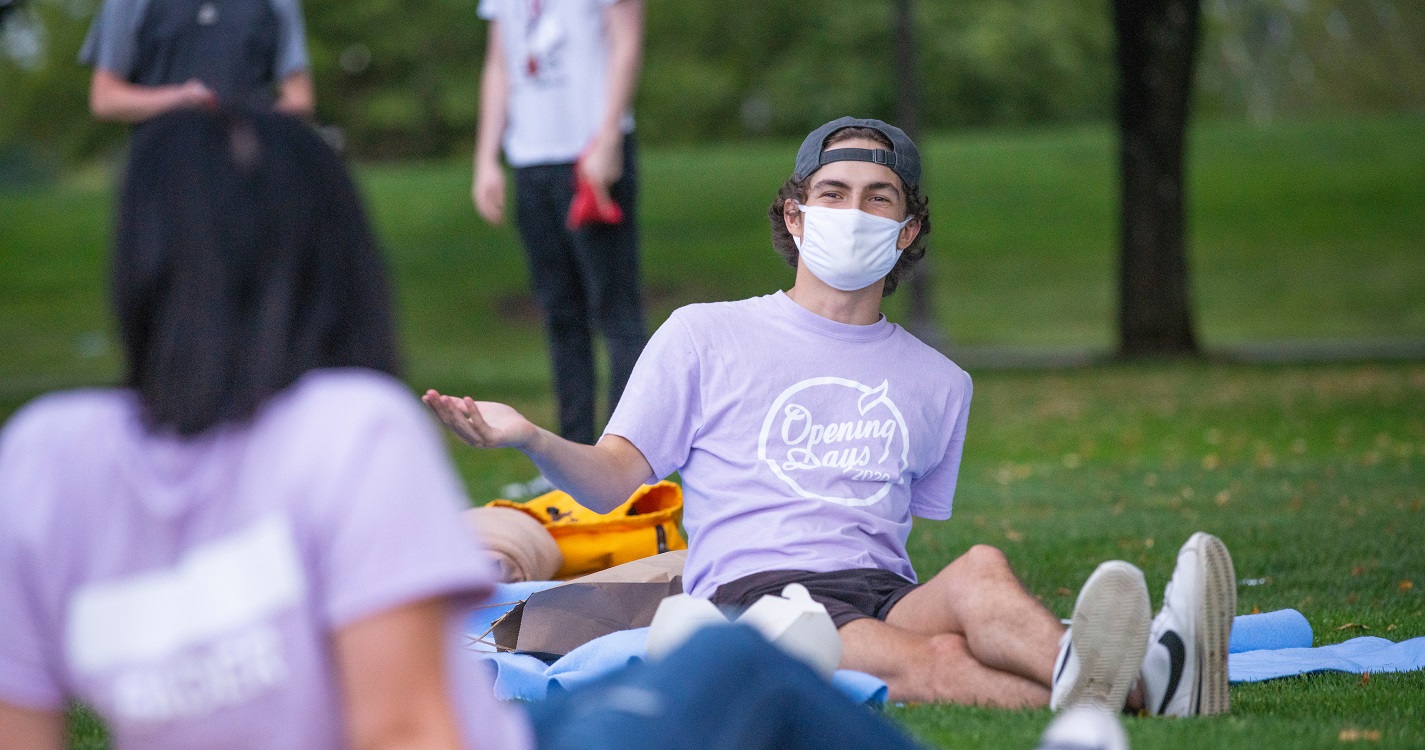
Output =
[
  {"x1": 1055, "y1": 642, "x2": 1073, "y2": 684},
  {"x1": 1194, "y1": 664, "x2": 1204, "y2": 714},
  {"x1": 1157, "y1": 630, "x2": 1186, "y2": 715}
]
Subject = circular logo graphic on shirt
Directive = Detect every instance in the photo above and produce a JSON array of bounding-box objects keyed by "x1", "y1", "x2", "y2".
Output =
[{"x1": 757, "y1": 378, "x2": 910, "y2": 506}]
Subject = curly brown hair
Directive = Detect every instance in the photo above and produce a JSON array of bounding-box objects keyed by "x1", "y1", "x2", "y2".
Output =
[{"x1": 767, "y1": 126, "x2": 931, "y2": 297}]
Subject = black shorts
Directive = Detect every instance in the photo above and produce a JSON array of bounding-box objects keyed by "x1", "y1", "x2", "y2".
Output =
[{"x1": 709, "y1": 569, "x2": 921, "y2": 628}]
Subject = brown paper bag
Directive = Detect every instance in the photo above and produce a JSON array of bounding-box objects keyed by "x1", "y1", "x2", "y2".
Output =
[{"x1": 565, "y1": 549, "x2": 687, "y2": 585}]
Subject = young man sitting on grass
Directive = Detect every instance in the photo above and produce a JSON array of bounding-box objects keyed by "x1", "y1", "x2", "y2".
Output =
[{"x1": 425, "y1": 117, "x2": 1237, "y2": 715}]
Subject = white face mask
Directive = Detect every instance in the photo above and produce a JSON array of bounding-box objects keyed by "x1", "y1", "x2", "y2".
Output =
[{"x1": 792, "y1": 204, "x2": 913, "y2": 292}]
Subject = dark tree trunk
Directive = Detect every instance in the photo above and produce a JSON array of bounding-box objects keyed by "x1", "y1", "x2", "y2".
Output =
[
  {"x1": 892, "y1": 0, "x2": 942, "y2": 346},
  {"x1": 1114, "y1": 0, "x2": 1202, "y2": 357},
  {"x1": 891, "y1": 0, "x2": 920, "y2": 139}
]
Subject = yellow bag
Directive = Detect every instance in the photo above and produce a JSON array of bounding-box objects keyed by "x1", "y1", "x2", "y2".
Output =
[{"x1": 489, "y1": 481, "x2": 687, "y2": 579}]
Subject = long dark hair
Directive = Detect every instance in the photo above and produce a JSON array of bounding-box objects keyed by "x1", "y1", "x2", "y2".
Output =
[{"x1": 113, "y1": 108, "x2": 400, "y2": 437}]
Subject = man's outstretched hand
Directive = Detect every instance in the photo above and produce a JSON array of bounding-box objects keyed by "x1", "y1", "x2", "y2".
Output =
[
  {"x1": 423, "y1": 388, "x2": 656, "y2": 514},
  {"x1": 422, "y1": 390, "x2": 538, "y2": 450}
]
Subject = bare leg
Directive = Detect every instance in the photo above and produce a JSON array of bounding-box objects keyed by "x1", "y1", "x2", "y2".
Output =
[
  {"x1": 833, "y1": 545, "x2": 1065, "y2": 706},
  {"x1": 884, "y1": 544, "x2": 1065, "y2": 687},
  {"x1": 838, "y1": 619, "x2": 1048, "y2": 707}
]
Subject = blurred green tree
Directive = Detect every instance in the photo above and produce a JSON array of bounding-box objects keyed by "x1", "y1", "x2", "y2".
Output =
[
  {"x1": 302, "y1": 0, "x2": 483, "y2": 157},
  {"x1": 0, "y1": 0, "x2": 1417, "y2": 162},
  {"x1": 0, "y1": 0, "x2": 123, "y2": 162},
  {"x1": 1, "y1": 0, "x2": 1117, "y2": 160}
]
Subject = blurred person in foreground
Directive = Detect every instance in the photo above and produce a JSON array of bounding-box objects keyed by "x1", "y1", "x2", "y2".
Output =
[
  {"x1": 80, "y1": 0, "x2": 314, "y2": 123},
  {"x1": 0, "y1": 108, "x2": 520, "y2": 749},
  {"x1": 0, "y1": 108, "x2": 926, "y2": 750},
  {"x1": 426, "y1": 117, "x2": 1238, "y2": 716},
  {"x1": 472, "y1": 0, "x2": 647, "y2": 482}
]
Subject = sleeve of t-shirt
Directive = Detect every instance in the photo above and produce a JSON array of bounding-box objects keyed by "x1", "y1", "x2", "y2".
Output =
[
  {"x1": 77, "y1": 0, "x2": 148, "y2": 75},
  {"x1": 0, "y1": 410, "x2": 65, "y2": 710},
  {"x1": 269, "y1": 0, "x2": 311, "y2": 79},
  {"x1": 602, "y1": 311, "x2": 704, "y2": 485},
  {"x1": 908, "y1": 369, "x2": 973, "y2": 521},
  {"x1": 0, "y1": 547, "x2": 63, "y2": 710},
  {"x1": 312, "y1": 384, "x2": 497, "y2": 629},
  {"x1": 476, "y1": 0, "x2": 498, "y2": 21}
]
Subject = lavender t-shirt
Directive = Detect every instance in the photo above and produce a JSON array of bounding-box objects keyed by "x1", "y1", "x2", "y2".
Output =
[
  {"x1": 0, "y1": 370, "x2": 531, "y2": 750},
  {"x1": 605, "y1": 291, "x2": 973, "y2": 598}
]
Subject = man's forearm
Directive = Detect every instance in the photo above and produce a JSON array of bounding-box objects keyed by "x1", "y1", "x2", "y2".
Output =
[
  {"x1": 521, "y1": 431, "x2": 651, "y2": 514},
  {"x1": 89, "y1": 70, "x2": 202, "y2": 123}
]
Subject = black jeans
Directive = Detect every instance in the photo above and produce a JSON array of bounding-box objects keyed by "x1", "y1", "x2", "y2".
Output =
[{"x1": 513, "y1": 136, "x2": 647, "y2": 445}]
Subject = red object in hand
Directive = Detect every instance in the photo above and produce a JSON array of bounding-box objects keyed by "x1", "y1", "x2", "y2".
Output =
[{"x1": 566, "y1": 160, "x2": 624, "y2": 230}]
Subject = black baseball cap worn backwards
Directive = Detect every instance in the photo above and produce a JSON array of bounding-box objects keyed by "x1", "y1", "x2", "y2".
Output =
[{"x1": 793, "y1": 116, "x2": 921, "y2": 190}]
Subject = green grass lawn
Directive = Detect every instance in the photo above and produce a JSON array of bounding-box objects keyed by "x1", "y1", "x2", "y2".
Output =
[
  {"x1": 893, "y1": 360, "x2": 1425, "y2": 748},
  {"x1": 2, "y1": 115, "x2": 1423, "y2": 748}
]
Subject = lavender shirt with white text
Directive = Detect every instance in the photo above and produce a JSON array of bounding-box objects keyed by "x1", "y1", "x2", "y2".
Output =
[
  {"x1": 604, "y1": 291, "x2": 972, "y2": 598},
  {"x1": 0, "y1": 370, "x2": 532, "y2": 750}
]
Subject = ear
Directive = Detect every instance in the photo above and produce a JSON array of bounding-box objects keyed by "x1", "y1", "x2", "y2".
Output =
[
  {"x1": 783, "y1": 199, "x2": 804, "y2": 240},
  {"x1": 896, "y1": 216, "x2": 921, "y2": 250}
]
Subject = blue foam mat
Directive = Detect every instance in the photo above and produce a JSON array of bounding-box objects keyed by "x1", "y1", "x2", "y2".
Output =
[
  {"x1": 467, "y1": 587, "x2": 1423, "y2": 694},
  {"x1": 1230, "y1": 635, "x2": 1425, "y2": 683},
  {"x1": 1229, "y1": 608, "x2": 1313, "y2": 653},
  {"x1": 463, "y1": 583, "x2": 888, "y2": 706},
  {"x1": 1226, "y1": 608, "x2": 1425, "y2": 682},
  {"x1": 466, "y1": 626, "x2": 888, "y2": 706}
]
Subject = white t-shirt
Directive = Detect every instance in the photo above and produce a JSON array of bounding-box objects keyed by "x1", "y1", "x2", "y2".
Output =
[
  {"x1": 604, "y1": 292, "x2": 973, "y2": 598},
  {"x1": 478, "y1": 0, "x2": 635, "y2": 167}
]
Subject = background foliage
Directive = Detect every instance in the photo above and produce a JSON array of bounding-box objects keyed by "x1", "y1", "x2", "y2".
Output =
[{"x1": 2, "y1": 0, "x2": 1422, "y2": 163}]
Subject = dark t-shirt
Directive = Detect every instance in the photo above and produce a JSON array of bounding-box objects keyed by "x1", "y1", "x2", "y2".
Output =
[{"x1": 79, "y1": 0, "x2": 308, "y2": 107}]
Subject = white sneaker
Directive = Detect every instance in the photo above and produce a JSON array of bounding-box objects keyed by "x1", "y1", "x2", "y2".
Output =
[
  {"x1": 1050, "y1": 561, "x2": 1152, "y2": 711},
  {"x1": 1037, "y1": 706, "x2": 1130, "y2": 750},
  {"x1": 1140, "y1": 531, "x2": 1236, "y2": 716}
]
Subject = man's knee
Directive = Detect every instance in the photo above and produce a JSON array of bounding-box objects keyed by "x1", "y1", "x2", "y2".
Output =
[
  {"x1": 902, "y1": 634, "x2": 978, "y2": 699},
  {"x1": 956, "y1": 543, "x2": 1012, "y2": 581}
]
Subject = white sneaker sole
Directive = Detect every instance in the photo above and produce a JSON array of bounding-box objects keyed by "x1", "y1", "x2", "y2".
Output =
[
  {"x1": 1061, "y1": 561, "x2": 1152, "y2": 711},
  {"x1": 1189, "y1": 532, "x2": 1236, "y2": 715}
]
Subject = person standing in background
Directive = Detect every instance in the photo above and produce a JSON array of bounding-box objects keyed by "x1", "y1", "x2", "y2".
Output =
[
  {"x1": 472, "y1": 0, "x2": 647, "y2": 490},
  {"x1": 80, "y1": 0, "x2": 314, "y2": 123}
]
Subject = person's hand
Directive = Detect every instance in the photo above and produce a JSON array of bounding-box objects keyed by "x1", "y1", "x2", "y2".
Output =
[
  {"x1": 472, "y1": 163, "x2": 506, "y2": 226},
  {"x1": 577, "y1": 132, "x2": 623, "y2": 216},
  {"x1": 176, "y1": 79, "x2": 217, "y2": 110},
  {"x1": 422, "y1": 390, "x2": 537, "y2": 449},
  {"x1": 274, "y1": 71, "x2": 315, "y2": 118}
]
